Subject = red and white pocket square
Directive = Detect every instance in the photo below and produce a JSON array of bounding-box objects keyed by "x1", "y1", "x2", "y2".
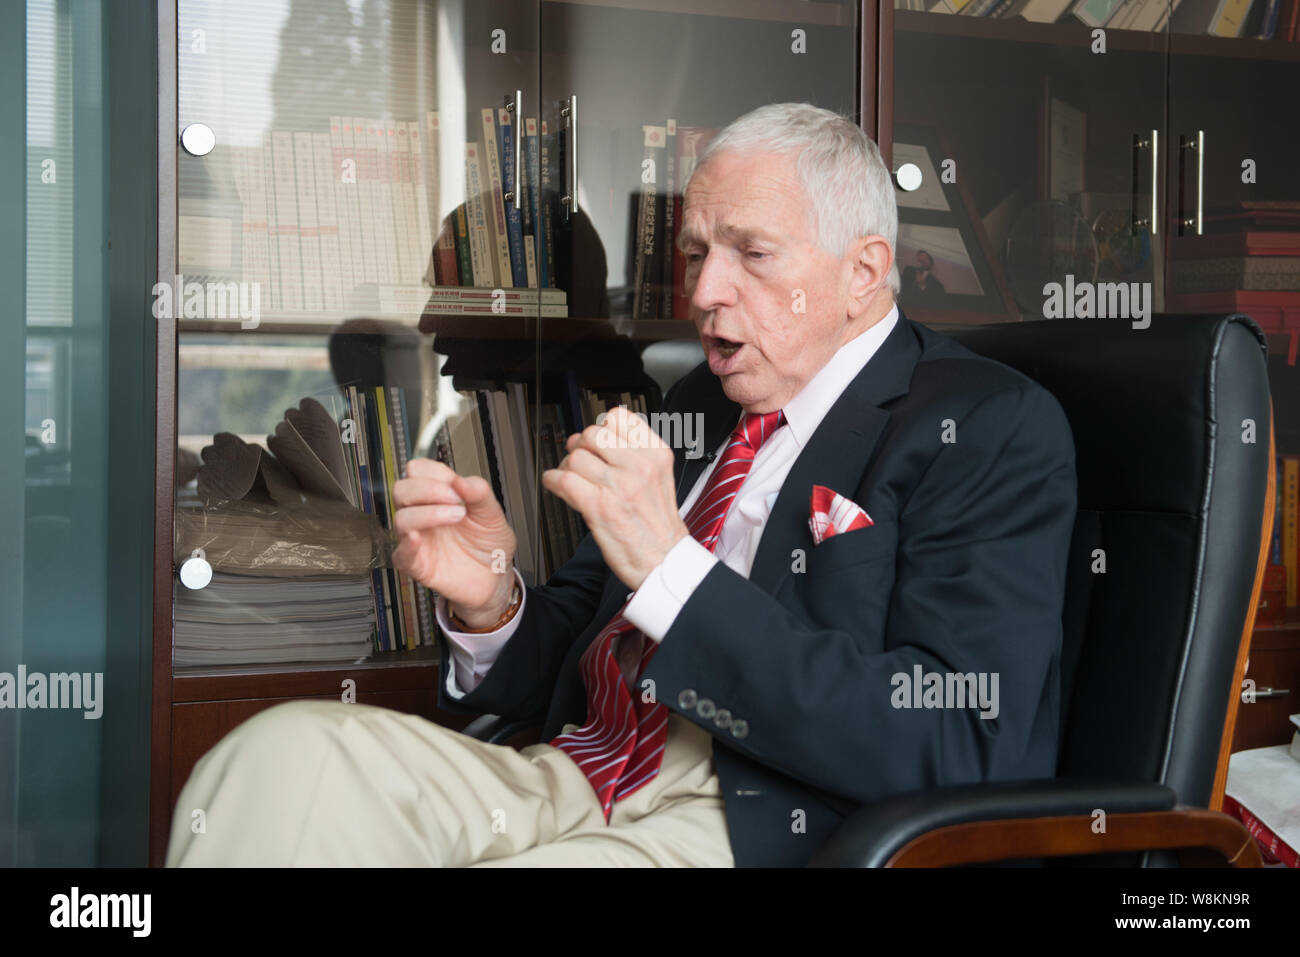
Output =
[{"x1": 808, "y1": 484, "x2": 873, "y2": 545}]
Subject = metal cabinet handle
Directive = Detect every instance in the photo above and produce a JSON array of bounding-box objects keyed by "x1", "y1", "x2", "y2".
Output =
[
  {"x1": 503, "y1": 89, "x2": 522, "y2": 210},
  {"x1": 1178, "y1": 130, "x2": 1204, "y2": 236},
  {"x1": 1132, "y1": 129, "x2": 1158, "y2": 235},
  {"x1": 1251, "y1": 687, "x2": 1291, "y2": 700},
  {"x1": 561, "y1": 94, "x2": 578, "y2": 215}
]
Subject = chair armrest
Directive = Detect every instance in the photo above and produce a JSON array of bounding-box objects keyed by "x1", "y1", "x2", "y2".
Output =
[
  {"x1": 460, "y1": 713, "x2": 543, "y2": 746},
  {"x1": 808, "y1": 778, "x2": 1177, "y2": 867}
]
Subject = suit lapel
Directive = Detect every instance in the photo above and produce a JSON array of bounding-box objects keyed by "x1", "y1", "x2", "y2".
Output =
[
  {"x1": 747, "y1": 312, "x2": 922, "y2": 595},
  {"x1": 665, "y1": 311, "x2": 923, "y2": 595}
]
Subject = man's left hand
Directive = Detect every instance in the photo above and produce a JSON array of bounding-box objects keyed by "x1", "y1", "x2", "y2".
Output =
[{"x1": 542, "y1": 405, "x2": 689, "y2": 591}]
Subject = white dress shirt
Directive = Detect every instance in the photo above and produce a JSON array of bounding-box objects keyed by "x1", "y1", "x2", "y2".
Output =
[{"x1": 436, "y1": 305, "x2": 899, "y2": 700}]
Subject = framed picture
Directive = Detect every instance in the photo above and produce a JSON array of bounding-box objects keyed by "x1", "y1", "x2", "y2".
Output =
[
  {"x1": 891, "y1": 121, "x2": 1017, "y2": 325},
  {"x1": 1044, "y1": 89, "x2": 1087, "y2": 203}
]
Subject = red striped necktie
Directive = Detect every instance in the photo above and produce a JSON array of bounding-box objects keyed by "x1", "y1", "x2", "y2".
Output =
[{"x1": 550, "y1": 408, "x2": 786, "y2": 819}]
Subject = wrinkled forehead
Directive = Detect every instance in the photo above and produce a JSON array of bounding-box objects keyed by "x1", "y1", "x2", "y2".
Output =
[{"x1": 680, "y1": 150, "x2": 811, "y2": 238}]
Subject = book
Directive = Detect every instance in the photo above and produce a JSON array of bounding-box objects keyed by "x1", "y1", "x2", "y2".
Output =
[
  {"x1": 506, "y1": 382, "x2": 541, "y2": 577},
  {"x1": 1165, "y1": 290, "x2": 1300, "y2": 335},
  {"x1": 662, "y1": 119, "x2": 677, "y2": 320},
  {"x1": 464, "y1": 143, "x2": 495, "y2": 287},
  {"x1": 483, "y1": 389, "x2": 537, "y2": 584},
  {"x1": 393, "y1": 121, "x2": 424, "y2": 284},
  {"x1": 270, "y1": 131, "x2": 305, "y2": 311},
  {"x1": 523, "y1": 117, "x2": 543, "y2": 289},
  {"x1": 397, "y1": 388, "x2": 436, "y2": 646},
  {"x1": 408, "y1": 119, "x2": 436, "y2": 286},
  {"x1": 348, "y1": 117, "x2": 381, "y2": 285},
  {"x1": 291, "y1": 132, "x2": 324, "y2": 313},
  {"x1": 498, "y1": 107, "x2": 529, "y2": 288},
  {"x1": 1171, "y1": 0, "x2": 1256, "y2": 35},
  {"x1": 1001, "y1": 0, "x2": 1074, "y2": 21},
  {"x1": 348, "y1": 282, "x2": 567, "y2": 318},
  {"x1": 672, "y1": 126, "x2": 717, "y2": 319},
  {"x1": 1171, "y1": 257, "x2": 1300, "y2": 293},
  {"x1": 425, "y1": 112, "x2": 461, "y2": 286},
  {"x1": 1281, "y1": 0, "x2": 1299, "y2": 39},
  {"x1": 352, "y1": 284, "x2": 567, "y2": 305},
  {"x1": 375, "y1": 386, "x2": 421, "y2": 649},
  {"x1": 1172, "y1": 232, "x2": 1300, "y2": 259},
  {"x1": 1284, "y1": 455, "x2": 1298, "y2": 606},
  {"x1": 311, "y1": 132, "x2": 346, "y2": 312},
  {"x1": 539, "y1": 119, "x2": 559, "y2": 289},
  {"x1": 632, "y1": 125, "x2": 666, "y2": 320},
  {"x1": 481, "y1": 108, "x2": 514, "y2": 287},
  {"x1": 1067, "y1": 0, "x2": 1128, "y2": 25},
  {"x1": 376, "y1": 119, "x2": 406, "y2": 284}
]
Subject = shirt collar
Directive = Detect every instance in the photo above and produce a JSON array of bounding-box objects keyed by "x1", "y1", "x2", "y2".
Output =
[{"x1": 780, "y1": 304, "x2": 899, "y2": 449}]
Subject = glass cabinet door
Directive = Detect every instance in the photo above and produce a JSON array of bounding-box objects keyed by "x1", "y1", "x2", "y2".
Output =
[
  {"x1": 1164, "y1": 29, "x2": 1300, "y2": 361},
  {"x1": 1164, "y1": 26, "x2": 1300, "y2": 628},
  {"x1": 539, "y1": 0, "x2": 859, "y2": 332},
  {"x1": 888, "y1": 7, "x2": 1169, "y2": 329},
  {"x1": 173, "y1": 0, "x2": 541, "y2": 673}
]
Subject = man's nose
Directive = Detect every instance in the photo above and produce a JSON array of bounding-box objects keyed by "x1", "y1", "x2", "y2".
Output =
[{"x1": 690, "y1": 249, "x2": 738, "y2": 315}]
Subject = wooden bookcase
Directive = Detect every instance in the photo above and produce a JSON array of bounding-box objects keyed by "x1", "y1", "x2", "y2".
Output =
[
  {"x1": 148, "y1": 0, "x2": 869, "y2": 867},
  {"x1": 148, "y1": 0, "x2": 1300, "y2": 864}
]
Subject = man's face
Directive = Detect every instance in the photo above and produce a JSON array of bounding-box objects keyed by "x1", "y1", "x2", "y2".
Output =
[
  {"x1": 916, "y1": 251, "x2": 933, "y2": 271},
  {"x1": 679, "y1": 149, "x2": 859, "y2": 413}
]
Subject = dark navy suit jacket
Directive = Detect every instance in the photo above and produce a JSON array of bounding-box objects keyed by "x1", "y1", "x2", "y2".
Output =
[{"x1": 435, "y1": 310, "x2": 1078, "y2": 866}]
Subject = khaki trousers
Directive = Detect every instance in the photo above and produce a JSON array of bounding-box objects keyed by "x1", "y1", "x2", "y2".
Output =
[{"x1": 165, "y1": 699, "x2": 734, "y2": 867}]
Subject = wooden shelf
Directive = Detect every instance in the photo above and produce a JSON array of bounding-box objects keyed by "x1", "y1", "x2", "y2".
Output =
[
  {"x1": 178, "y1": 314, "x2": 699, "y2": 343},
  {"x1": 895, "y1": 11, "x2": 1300, "y2": 62},
  {"x1": 172, "y1": 646, "x2": 439, "y2": 702},
  {"x1": 425, "y1": 314, "x2": 699, "y2": 342},
  {"x1": 550, "y1": 0, "x2": 851, "y2": 26}
]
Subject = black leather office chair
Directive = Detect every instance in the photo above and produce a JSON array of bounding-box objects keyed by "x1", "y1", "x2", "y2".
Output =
[{"x1": 466, "y1": 313, "x2": 1274, "y2": 867}]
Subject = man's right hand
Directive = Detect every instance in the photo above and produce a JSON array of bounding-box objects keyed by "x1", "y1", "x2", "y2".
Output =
[{"x1": 392, "y1": 459, "x2": 518, "y2": 629}]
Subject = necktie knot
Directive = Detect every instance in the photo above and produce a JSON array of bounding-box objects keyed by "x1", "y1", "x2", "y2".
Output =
[{"x1": 735, "y1": 409, "x2": 785, "y2": 453}]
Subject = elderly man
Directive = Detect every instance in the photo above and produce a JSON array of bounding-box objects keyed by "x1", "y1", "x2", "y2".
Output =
[{"x1": 167, "y1": 102, "x2": 1076, "y2": 868}]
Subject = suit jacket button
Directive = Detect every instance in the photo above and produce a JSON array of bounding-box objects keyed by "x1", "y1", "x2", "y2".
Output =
[
  {"x1": 696, "y1": 698, "x2": 716, "y2": 719},
  {"x1": 677, "y1": 689, "x2": 698, "y2": 710},
  {"x1": 713, "y1": 708, "x2": 732, "y2": 729},
  {"x1": 730, "y1": 719, "x2": 749, "y2": 739}
]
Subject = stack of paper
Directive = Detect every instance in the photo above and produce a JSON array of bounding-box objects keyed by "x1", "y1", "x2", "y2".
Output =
[{"x1": 174, "y1": 572, "x2": 375, "y2": 666}]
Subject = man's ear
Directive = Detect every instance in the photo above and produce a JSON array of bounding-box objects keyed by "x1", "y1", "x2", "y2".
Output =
[{"x1": 846, "y1": 235, "x2": 893, "y2": 317}]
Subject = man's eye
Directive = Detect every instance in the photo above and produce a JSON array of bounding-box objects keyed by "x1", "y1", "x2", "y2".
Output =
[
  {"x1": 685, "y1": 252, "x2": 704, "y2": 264},
  {"x1": 747, "y1": 250, "x2": 768, "y2": 261}
]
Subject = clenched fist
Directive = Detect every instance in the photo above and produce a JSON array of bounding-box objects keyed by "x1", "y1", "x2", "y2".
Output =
[{"x1": 542, "y1": 405, "x2": 688, "y2": 590}]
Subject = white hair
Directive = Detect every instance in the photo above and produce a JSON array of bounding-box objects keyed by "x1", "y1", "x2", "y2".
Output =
[{"x1": 690, "y1": 102, "x2": 900, "y2": 297}]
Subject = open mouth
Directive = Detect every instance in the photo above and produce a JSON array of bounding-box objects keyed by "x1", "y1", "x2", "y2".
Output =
[{"x1": 712, "y1": 336, "x2": 742, "y2": 358}]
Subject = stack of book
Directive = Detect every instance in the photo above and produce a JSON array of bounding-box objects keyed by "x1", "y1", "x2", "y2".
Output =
[
  {"x1": 432, "y1": 375, "x2": 656, "y2": 584},
  {"x1": 225, "y1": 108, "x2": 570, "y2": 320},
  {"x1": 903, "y1": 0, "x2": 1299, "y2": 37},
  {"x1": 1168, "y1": 202, "x2": 1300, "y2": 340},
  {"x1": 174, "y1": 574, "x2": 377, "y2": 667},
  {"x1": 335, "y1": 384, "x2": 436, "y2": 652},
  {"x1": 625, "y1": 121, "x2": 717, "y2": 320}
]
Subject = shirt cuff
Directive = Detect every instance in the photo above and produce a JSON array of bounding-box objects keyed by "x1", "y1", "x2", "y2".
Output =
[
  {"x1": 623, "y1": 535, "x2": 717, "y2": 643},
  {"x1": 436, "y1": 568, "x2": 527, "y2": 699}
]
